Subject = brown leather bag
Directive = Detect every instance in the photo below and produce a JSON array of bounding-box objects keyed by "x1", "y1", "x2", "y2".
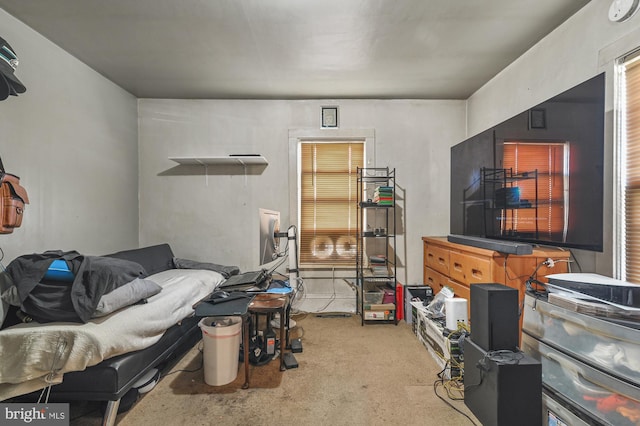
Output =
[{"x1": 0, "y1": 172, "x2": 29, "y2": 234}]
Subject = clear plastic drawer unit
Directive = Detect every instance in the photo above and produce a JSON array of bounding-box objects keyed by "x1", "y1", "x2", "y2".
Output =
[
  {"x1": 522, "y1": 293, "x2": 640, "y2": 384},
  {"x1": 522, "y1": 333, "x2": 640, "y2": 426}
]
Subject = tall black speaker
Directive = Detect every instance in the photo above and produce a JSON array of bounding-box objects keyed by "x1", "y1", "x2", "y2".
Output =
[
  {"x1": 464, "y1": 338, "x2": 542, "y2": 426},
  {"x1": 470, "y1": 283, "x2": 518, "y2": 351}
]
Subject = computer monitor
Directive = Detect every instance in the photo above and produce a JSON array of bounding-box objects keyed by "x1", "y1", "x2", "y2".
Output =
[{"x1": 259, "y1": 208, "x2": 281, "y2": 265}]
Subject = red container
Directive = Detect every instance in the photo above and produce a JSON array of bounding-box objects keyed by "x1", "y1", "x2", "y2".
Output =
[{"x1": 395, "y1": 283, "x2": 404, "y2": 320}]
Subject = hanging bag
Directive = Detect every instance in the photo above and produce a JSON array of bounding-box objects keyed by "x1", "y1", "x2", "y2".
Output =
[{"x1": 0, "y1": 157, "x2": 29, "y2": 234}]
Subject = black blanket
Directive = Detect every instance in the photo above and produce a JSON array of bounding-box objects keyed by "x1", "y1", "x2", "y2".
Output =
[{"x1": 6, "y1": 251, "x2": 147, "y2": 323}]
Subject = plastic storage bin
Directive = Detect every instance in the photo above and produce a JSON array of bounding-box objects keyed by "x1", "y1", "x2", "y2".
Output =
[
  {"x1": 199, "y1": 316, "x2": 242, "y2": 386},
  {"x1": 364, "y1": 291, "x2": 384, "y2": 304},
  {"x1": 404, "y1": 285, "x2": 433, "y2": 325},
  {"x1": 522, "y1": 294, "x2": 640, "y2": 384},
  {"x1": 522, "y1": 333, "x2": 640, "y2": 426},
  {"x1": 542, "y1": 391, "x2": 591, "y2": 426}
]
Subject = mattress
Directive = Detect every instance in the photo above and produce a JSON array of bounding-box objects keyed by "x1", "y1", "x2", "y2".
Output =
[{"x1": 0, "y1": 268, "x2": 224, "y2": 400}]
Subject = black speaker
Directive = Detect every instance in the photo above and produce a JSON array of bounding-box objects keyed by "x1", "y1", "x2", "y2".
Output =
[
  {"x1": 470, "y1": 283, "x2": 518, "y2": 351},
  {"x1": 463, "y1": 338, "x2": 541, "y2": 426}
]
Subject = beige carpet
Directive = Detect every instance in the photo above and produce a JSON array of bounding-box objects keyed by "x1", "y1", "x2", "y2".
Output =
[{"x1": 71, "y1": 314, "x2": 480, "y2": 426}]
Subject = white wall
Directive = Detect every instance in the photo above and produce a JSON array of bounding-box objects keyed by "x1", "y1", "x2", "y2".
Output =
[
  {"x1": 138, "y1": 99, "x2": 466, "y2": 288},
  {"x1": 0, "y1": 10, "x2": 139, "y2": 263},
  {"x1": 467, "y1": 2, "x2": 640, "y2": 276},
  {"x1": 4, "y1": 1, "x2": 627, "y2": 289}
]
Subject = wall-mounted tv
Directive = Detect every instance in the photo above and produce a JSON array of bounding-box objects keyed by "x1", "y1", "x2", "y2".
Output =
[{"x1": 450, "y1": 73, "x2": 605, "y2": 252}]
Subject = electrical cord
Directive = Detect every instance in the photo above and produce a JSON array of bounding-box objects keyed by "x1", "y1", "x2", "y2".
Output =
[
  {"x1": 433, "y1": 373, "x2": 480, "y2": 426},
  {"x1": 465, "y1": 348, "x2": 524, "y2": 405},
  {"x1": 568, "y1": 251, "x2": 581, "y2": 273},
  {"x1": 267, "y1": 252, "x2": 288, "y2": 275},
  {"x1": 504, "y1": 253, "x2": 574, "y2": 284},
  {"x1": 520, "y1": 256, "x2": 575, "y2": 312},
  {"x1": 269, "y1": 225, "x2": 307, "y2": 308},
  {"x1": 483, "y1": 349, "x2": 524, "y2": 365},
  {"x1": 502, "y1": 254, "x2": 536, "y2": 282},
  {"x1": 161, "y1": 342, "x2": 204, "y2": 378},
  {"x1": 312, "y1": 266, "x2": 339, "y2": 313}
]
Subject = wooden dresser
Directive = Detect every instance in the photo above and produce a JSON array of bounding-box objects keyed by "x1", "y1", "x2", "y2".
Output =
[{"x1": 422, "y1": 236, "x2": 570, "y2": 334}]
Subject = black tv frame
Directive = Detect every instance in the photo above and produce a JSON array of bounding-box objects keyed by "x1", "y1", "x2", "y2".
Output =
[{"x1": 450, "y1": 73, "x2": 605, "y2": 253}]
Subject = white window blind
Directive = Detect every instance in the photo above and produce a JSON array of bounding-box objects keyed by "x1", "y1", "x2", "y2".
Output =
[
  {"x1": 299, "y1": 142, "x2": 364, "y2": 265},
  {"x1": 622, "y1": 54, "x2": 640, "y2": 283}
]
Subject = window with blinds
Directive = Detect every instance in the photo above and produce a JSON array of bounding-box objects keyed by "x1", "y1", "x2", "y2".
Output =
[
  {"x1": 503, "y1": 142, "x2": 567, "y2": 239},
  {"x1": 621, "y1": 53, "x2": 640, "y2": 283},
  {"x1": 299, "y1": 142, "x2": 364, "y2": 265}
]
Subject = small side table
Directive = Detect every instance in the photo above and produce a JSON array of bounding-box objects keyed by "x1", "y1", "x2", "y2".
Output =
[
  {"x1": 194, "y1": 294, "x2": 254, "y2": 389},
  {"x1": 248, "y1": 292, "x2": 289, "y2": 372}
]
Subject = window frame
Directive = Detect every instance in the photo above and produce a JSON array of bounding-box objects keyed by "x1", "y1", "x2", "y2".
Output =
[
  {"x1": 289, "y1": 128, "x2": 376, "y2": 269},
  {"x1": 615, "y1": 48, "x2": 640, "y2": 282}
]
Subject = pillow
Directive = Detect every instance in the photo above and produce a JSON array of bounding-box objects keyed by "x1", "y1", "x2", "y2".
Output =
[
  {"x1": 104, "y1": 244, "x2": 175, "y2": 276},
  {"x1": 92, "y1": 278, "x2": 162, "y2": 318},
  {"x1": 172, "y1": 257, "x2": 239, "y2": 278}
]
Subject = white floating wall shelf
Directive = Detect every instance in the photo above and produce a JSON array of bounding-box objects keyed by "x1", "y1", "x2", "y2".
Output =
[{"x1": 169, "y1": 155, "x2": 268, "y2": 166}]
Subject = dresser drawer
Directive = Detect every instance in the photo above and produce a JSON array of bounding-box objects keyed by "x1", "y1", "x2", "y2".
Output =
[
  {"x1": 449, "y1": 251, "x2": 492, "y2": 285},
  {"x1": 448, "y1": 279, "x2": 470, "y2": 321},
  {"x1": 425, "y1": 244, "x2": 449, "y2": 276},
  {"x1": 424, "y1": 267, "x2": 449, "y2": 293},
  {"x1": 447, "y1": 279, "x2": 470, "y2": 302}
]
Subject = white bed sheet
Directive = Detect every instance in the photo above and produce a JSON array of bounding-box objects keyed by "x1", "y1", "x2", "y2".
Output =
[{"x1": 0, "y1": 268, "x2": 224, "y2": 401}]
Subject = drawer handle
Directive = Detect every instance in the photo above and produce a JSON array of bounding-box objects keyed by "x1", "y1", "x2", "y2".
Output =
[
  {"x1": 526, "y1": 297, "x2": 590, "y2": 329},
  {"x1": 545, "y1": 307, "x2": 589, "y2": 329},
  {"x1": 453, "y1": 262, "x2": 462, "y2": 272},
  {"x1": 437, "y1": 256, "x2": 445, "y2": 265},
  {"x1": 545, "y1": 352, "x2": 611, "y2": 395},
  {"x1": 471, "y1": 268, "x2": 483, "y2": 279},
  {"x1": 546, "y1": 351, "x2": 580, "y2": 375}
]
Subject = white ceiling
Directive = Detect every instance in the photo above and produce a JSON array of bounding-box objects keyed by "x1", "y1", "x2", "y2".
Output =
[{"x1": 0, "y1": 0, "x2": 590, "y2": 99}]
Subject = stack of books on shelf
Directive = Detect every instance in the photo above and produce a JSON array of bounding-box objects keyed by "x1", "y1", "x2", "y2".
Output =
[
  {"x1": 373, "y1": 186, "x2": 393, "y2": 206},
  {"x1": 371, "y1": 265, "x2": 389, "y2": 277},
  {"x1": 369, "y1": 255, "x2": 389, "y2": 277}
]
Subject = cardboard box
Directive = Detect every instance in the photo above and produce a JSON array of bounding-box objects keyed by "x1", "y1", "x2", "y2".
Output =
[
  {"x1": 363, "y1": 310, "x2": 394, "y2": 320},
  {"x1": 410, "y1": 301, "x2": 426, "y2": 335},
  {"x1": 363, "y1": 303, "x2": 396, "y2": 311}
]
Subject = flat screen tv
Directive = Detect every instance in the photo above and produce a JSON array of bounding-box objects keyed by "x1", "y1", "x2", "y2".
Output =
[{"x1": 450, "y1": 73, "x2": 605, "y2": 252}]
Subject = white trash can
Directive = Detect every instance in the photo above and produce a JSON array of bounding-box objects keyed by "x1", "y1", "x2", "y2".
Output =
[{"x1": 198, "y1": 316, "x2": 242, "y2": 386}]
